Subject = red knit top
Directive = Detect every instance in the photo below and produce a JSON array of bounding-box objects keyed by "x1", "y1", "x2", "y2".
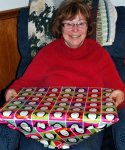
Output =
[{"x1": 9, "y1": 38, "x2": 125, "y2": 109}]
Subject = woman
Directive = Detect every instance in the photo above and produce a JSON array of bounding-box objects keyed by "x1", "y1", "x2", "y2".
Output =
[{"x1": 1, "y1": 0, "x2": 125, "y2": 150}]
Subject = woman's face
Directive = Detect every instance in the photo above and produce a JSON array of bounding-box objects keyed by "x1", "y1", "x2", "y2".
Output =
[{"x1": 62, "y1": 14, "x2": 88, "y2": 48}]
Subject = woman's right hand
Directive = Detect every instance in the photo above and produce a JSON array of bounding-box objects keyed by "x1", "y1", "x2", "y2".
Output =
[{"x1": 5, "y1": 89, "x2": 18, "y2": 101}]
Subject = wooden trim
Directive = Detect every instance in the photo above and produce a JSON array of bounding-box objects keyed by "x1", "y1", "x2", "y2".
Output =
[
  {"x1": 0, "y1": 8, "x2": 21, "y2": 90},
  {"x1": 0, "y1": 7, "x2": 28, "y2": 20}
]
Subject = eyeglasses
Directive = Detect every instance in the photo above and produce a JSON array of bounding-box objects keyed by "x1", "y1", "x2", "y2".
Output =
[{"x1": 62, "y1": 21, "x2": 87, "y2": 29}]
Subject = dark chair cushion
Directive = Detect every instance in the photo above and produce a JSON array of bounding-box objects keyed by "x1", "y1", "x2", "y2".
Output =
[
  {"x1": 104, "y1": 7, "x2": 125, "y2": 83},
  {"x1": 0, "y1": 89, "x2": 6, "y2": 107},
  {"x1": 104, "y1": 7, "x2": 125, "y2": 58},
  {"x1": 17, "y1": 7, "x2": 32, "y2": 78}
]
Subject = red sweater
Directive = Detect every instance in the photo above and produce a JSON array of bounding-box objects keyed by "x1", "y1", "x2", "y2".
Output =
[{"x1": 9, "y1": 38, "x2": 125, "y2": 109}]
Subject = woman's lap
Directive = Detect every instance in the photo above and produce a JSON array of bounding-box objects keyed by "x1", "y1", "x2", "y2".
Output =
[
  {"x1": 0, "y1": 124, "x2": 20, "y2": 150},
  {"x1": 13, "y1": 129, "x2": 104, "y2": 150},
  {"x1": 19, "y1": 134, "x2": 49, "y2": 150},
  {"x1": 112, "y1": 109, "x2": 125, "y2": 150},
  {"x1": 71, "y1": 131, "x2": 104, "y2": 150},
  {"x1": 0, "y1": 124, "x2": 104, "y2": 150}
]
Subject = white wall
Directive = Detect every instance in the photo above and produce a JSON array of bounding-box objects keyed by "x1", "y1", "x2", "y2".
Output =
[
  {"x1": 110, "y1": 0, "x2": 125, "y2": 6},
  {"x1": 0, "y1": 0, "x2": 124, "y2": 12},
  {"x1": 0, "y1": 0, "x2": 29, "y2": 11}
]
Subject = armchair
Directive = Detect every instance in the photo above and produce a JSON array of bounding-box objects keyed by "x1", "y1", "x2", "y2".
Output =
[
  {"x1": 17, "y1": 0, "x2": 99, "y2": 78},
  {"x1": 0, "y1": 0, "x2": 125, "y2": 149},
  {"x1": 17, "y1": 0, "x2": 125, "y2": 84}
]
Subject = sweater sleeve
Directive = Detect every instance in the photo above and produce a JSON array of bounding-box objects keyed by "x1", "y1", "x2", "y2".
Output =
[
  {"x1": 99, "y1": 49, "x2": 125, "y2": 109},
  {"x1": 99, "y1": 48, "x2": 125, "y2": 91},
  {"x1": 8, "y1": 49, "x2": 49, "y2": 92}
]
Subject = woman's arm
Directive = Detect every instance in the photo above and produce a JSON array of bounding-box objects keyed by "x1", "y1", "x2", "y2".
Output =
[{"x1": 99, "y1": 49, "x2": 125, "y2": 107}]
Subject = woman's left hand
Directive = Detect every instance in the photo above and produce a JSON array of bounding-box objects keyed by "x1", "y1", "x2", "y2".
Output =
[{"x1": 109, "y1": 90, "x2": 124, "y2": 107}]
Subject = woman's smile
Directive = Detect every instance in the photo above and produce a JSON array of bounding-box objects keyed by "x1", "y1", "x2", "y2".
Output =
[{"x1": 62, "y1": 15, "x2": 88, "y2": 49}]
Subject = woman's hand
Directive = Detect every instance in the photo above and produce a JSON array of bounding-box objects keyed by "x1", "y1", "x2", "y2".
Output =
[
  {"x1": 5, "y1": 89, "x2": 18, "y2": 101},
  {"x1": 109, "y1": 90, "x2": 124, "y2": 107}
]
